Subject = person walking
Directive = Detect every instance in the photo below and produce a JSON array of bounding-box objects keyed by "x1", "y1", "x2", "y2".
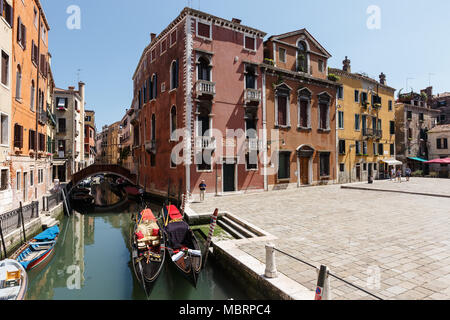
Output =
[
  {"x1": 405, "y1": 167, "x2": 412, "y2": 182},
  {"x1": 199, "y1": 180, "x2": 206, "y2": 202},
  {"x1": 391, "y1": 168, "x2": 396, "y2": 181},
  {"x1": 396, "y1": 168, "x2": 402, "y2": 183}
]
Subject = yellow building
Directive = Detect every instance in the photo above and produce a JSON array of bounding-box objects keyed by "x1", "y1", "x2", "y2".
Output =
[{"x1": 330, "y1": 57, "x2": 398, "y2": 183}]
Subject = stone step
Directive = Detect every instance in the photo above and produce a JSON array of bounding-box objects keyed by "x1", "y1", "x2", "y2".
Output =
[
  {"x1": 221, "y1": 216, "x2": 257, "y2": 238},
  {"x1": 217, "y1": 219, "x2": 246, "y2": 240}
]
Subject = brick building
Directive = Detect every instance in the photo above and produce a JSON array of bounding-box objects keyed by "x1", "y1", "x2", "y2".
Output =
[
  {"x1": 84, "y1": 110, "x2": 96, "y2": 166},
  {"x1": 131, "y1": 8, "x2": 266, "y2": 199}
]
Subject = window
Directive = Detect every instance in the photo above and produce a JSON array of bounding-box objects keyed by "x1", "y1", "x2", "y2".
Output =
[
  {"x1": 388, "y1": 100, "x2": 393, "y2": 111},
  {"x1": 170, "y1": 30, "x2": 177, "y2": 46},
  {"x1": 31, "y1": 41, "x2": 38, "y2": 65},
  {"x1": 33, "y1": 8, "x2": 38, "y2": 28},
  {"x1": 419, "y1": 113, "x2": 424, "y2": 122},
  {"x1": 16, "y1": 171, "x2": 20, "y2": 190},
  {"x1": 197, "y1": 21, "x2": 211, "y2": 39},
  {"x1": 151, "y1": 114, "x2": 156, "y2": 142},
  {"x1": 437, "y1": 138, "x2": 448, "y2": 149},
  {"x1": 30, "y1": 170, "x2": 34, "y2": 187},
  {"x1": 170, "y1": 106, "x2": 177, "y2": 141},
  {"x1": 244, "y1": 36, "x2": 256, "y2": 51},
  {"x1": 14, "y1": 124, "x2": 23, "y2": 148},
  {"x1": 363, "y1": 141, "x2": 368, "y2": 155},
  {"x1": 1, "y1": 0, "x2": 13, "y2": 26},
  {"x1": 354, "y1": 90, "x2": 359, "y2": 103},
  {"x1": 408, "y1": 128, "x2": 412, "y2": 139},
  {"x1": 355, "y1": 114, "x2": 360, "y2": 131},
  {"x1": 356, "y1": 141, "x2": 361, "y2": 155},
  {"x1": 337, "y1": 86, "x2": 344, "y2": 100},
  {"x1": 197, "y1": 57, "x2": 211, "y2": 81},
  {"x1": 390, "y1": 121, "x2": 395, "y2": 135},
  {"x1": 56, "y1": 97, "x2": 68, "y2": 110},
  {"x1": 275, "y1": 89, "x2": 289, "y2": 127},
  {"x1": 1, "y1": 113, "x2": 8, "y2": 145},
  {"x1": 297, "y1": 41, "x2": 308, "y2": 73},
  {"x1": 15, "y1": 65, "x2": 22, "y2": 99},
  {"x1": 373, "y1": 142, "x2": 378, "y2": 155},
  {"x1": 278, "y1": 151, "x2": 291, "y2": 180},
  {"x1": 1, "y1": 50, "x2": 9, "y2": 86},
  {"x1": 279, "y1": 48, "x2": 286, "y2": 63},
  {"x1": 407, "y1": 111, "x2": 412, "y2": 121},
  {"x1": 339, "y1": 163, "x2": 345, "y2": 172},
  {"x1": 30, "y1": 81, "x2": 35, "y2": 111},
  {"x1": 363, "y1": 163, "x2": 367, "y2": 171},
  {"x1": 38, "y1": 133, "x2": 45, "y2": 151},
  {"x1": 29, "y1": 130, "x2": 36, "y2": 150},
  {"x1": 318, "y1": 60, "x2": 324, "y2": 72},
  {"x1": 0, "y1": 169, "x2": 8, "y2": 191},
  {"x1": 245, "y1": 65, "x2": 257, "y2": 90},
  {"x1": 170, "y1": 60, "x2": 179, "y2": 90},
  {"x1": 318, "y1": 94, "x2": 331, "y2": 130},
  {"x1": 298, "y1": 90, "x2": 311, "y2": 129},
  {"x1": 17, "y1": 17, "x2": 26, "y2": 49},
  {"x1": 152, "y1": 74, "x2": 158, "y2": 99},
  {"x1": 361, "y1": 92, "x2": 368, "y2": 104},
  {"x1": 338, "y1": 111, "x2": 344, "y2": 129},
  {"x1": 151, "y1": 48, "x2": 157, "y2": 62},
  {"x1": 390, "y1": 144, "x2": 395, "y2": 156},
  {"x1": 160, "y1": 38, "x2": 167, "y2": 55},
  {"x1": 320, "y1": 152, "x2": 330, "y2": 177},
  {"x1": 246, "y1": 152, "x2": 258, "y2": 170},
  {"x1": 338, "y1": 140, "x2": 346, "y2": 155},
  {"x1": 378, "y1": 143, "x2": 384, "y2": 156},
  {"x1": 58, "y1": 118, "x2": 66, "y2": 133},
  {"x1": 38, "y1": 169, "x2": 43, "y2": 184}
]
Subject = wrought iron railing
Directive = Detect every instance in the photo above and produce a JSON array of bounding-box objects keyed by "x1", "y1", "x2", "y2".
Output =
[{"x1": 0, "y1": 202, "x2": 39, "y2": 236}]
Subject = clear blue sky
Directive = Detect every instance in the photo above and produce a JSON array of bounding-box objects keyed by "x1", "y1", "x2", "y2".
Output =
[{"x1": 41, "y1": 0, "x2": 450, "y2": 129}]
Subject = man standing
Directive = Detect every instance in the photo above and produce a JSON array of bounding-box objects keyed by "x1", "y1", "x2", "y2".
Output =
[
  {"x1": 391, "y1": 168, "x2": 396, "y2": 181},
  {"x1": 397, "y1": 168, "x2": 402, "y2": 183},
  {"x1": 405, "y1": 167, "x2": 412, "y2": 182},
  {"x1": 199, "y1": 180, "x2": 206, "y2": 202}
]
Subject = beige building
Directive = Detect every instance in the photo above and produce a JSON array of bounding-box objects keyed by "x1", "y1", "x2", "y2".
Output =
[
  {"x1": 119, "y1": 109, "x2": 134, "y2": 173},
  {"x1": 427, "y1": 124, "x2": 450, "y2": 177},
  {"x1": 84, "y1": 110, "x2": 96, "y2": 166},
  {"x1": 96, "y1": 122, "x2": 120, "y2": 165}
]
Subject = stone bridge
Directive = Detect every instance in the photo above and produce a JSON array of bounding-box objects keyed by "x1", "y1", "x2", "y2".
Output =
[{"x1": 71, "y1": 164, "x2": 137, "y2": 187}]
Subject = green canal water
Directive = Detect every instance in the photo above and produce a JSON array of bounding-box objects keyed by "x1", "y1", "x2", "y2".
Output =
[{"x1": 25, "y1": 200, "x2": 249, "y2": 300}]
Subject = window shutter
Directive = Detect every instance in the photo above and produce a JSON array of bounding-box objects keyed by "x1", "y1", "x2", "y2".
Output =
[
  {"x1": 31, "y1": 40, "x2": 34, "y2": 62},
  {"x1": 22, "y1": 25, "x2": 26, "y2": 49},
  {"x1": 17, "y1": 18, "x2": 22, "y2": 43},
  {"x1": 154, "y1": 74, "x2": 158, "y2": 99},
  {"x1": 445, "y1": 139, "x2": 448, "y2": 149},
  {"x1": 175, "y1": 59, "x2": 179, "y2": 88},
  {"x1": 437, "y1": 139, "x2": 442, "y2": 149}
]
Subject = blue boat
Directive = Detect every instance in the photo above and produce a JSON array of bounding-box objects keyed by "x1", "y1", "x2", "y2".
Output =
[{"x1": 11, "y1": 225, "x2": 60, "y2": 271}]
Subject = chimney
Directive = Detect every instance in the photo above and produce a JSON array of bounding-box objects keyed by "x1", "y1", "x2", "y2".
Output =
[
  {"x1": 343, "y1": 56, "x2": 351, "y2": 73},
  {"x1": 68, "y1": 86, "x2": 75, "y2": 91},
  {"x1": 379, "y1": 72, "x2": 386, "y2": 85},
  {"x1": 232, "y1": 18, "x2": 242, "y2": 24},
  {"x1": 150, "y1": 33, "x2": 156, "y2": 42}
]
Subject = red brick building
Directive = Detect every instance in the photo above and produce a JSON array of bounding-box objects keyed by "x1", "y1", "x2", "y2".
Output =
[{"x1": 131, "y1": 8, "x2": 266, "y2": 199}]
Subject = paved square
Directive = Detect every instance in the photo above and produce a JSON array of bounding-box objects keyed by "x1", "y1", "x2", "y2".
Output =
[{"x1": 190, "y1": 178, "x2": 450, "y2": 300}]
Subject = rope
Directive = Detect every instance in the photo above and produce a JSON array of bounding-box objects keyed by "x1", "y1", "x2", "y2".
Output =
[{"x1": 273, "y1": 248, "x2": 383, "y2": 300}]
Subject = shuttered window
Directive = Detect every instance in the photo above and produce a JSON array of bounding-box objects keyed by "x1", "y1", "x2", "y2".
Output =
[
  {"x1": 197, "y1": 22, "x2": 211, "y2": 39},
  {"x1": 244, "y1": 36, "x2": 256, "y2": 51},
  {"x1": 320, "y1": 152, "x2": 330, "y2": 177},
  {"x1": 1, "y1": 50, "x2": 9, "y2": 86},
  {"x1": 277, "y1": 95, "x2": 287, "y2": 126},
  {"x1": 29, "y1": 130, "x2": 36, "y2": 150},
  {"x1": 299, "y1": 99, "x2": 309, "y2": 128},
  {"x1": 1, "y1": 0, "x2": 13, "y2": 27},
  {"x1": 14, "y1": 124, "x2": 23, "y2": 148}
]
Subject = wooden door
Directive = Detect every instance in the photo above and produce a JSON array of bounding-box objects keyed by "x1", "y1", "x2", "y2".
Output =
[
  {"x1": 223, "y1": 163, "x2": 236, "y2": 192},
  {"x1": 300, "y1": 157, "x2": 309, "y2": 185}
]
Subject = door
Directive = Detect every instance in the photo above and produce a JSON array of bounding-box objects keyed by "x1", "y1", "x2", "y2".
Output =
[
  {"x1": 368, "y1": 163, "x2": 373, "y2": 178},
  {"x1": 223, "y1": 163, "x2": 236, "y2": 192},
  {"x1": 356, "y1": 164, "x2": 361, "y2": 181},
  {"x1": 23, "y1": 172, "x2": 27, "y2": 202},
  {"x1": 300, "y1": 157, "x2": 309, "y2": 185}
]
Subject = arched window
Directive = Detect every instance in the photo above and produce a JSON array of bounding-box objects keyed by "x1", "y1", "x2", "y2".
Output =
[
  {"x1": 30, "y1": 80, "x2": 35, "y2": 111},
  {"x1": 197, "y1": 57, "x2": 211, "y2": 81},
  {"x1": 296, "y1": 40, "x2": 308, "y2": 73},
  {"x1": 16, "y1": 65, "x2": 22, "y2": 100},
  {"x1": 245, "y1": 65, "x2": 256, "y2": 89},
  {"x1": 170, "y1": 60, "x2": 179, "y2": 90},
  {"x1": 170, "y1": 106, "x2": 177, "y2": 140}
]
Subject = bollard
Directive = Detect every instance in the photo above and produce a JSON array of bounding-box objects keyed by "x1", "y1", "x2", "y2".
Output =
[
  {"x1": 315, "y1": 265, "x2": 331, "y2": 300},
  {"x1": 264, "y1": 243, "x2": 278, "y2": 278}
]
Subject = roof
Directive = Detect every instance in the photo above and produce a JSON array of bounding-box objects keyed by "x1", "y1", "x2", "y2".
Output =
[
  {"x1": 428, "y1": 124, "x2": 450, "y2": 134},
  {"x1": 329, "y1": 68, "x2": 396, "y2": 92}
]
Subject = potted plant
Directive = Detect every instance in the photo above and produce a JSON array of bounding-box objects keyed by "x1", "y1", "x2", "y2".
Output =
[{"x1": 327, "y1": 73, "x2": 340, "y2": 82}]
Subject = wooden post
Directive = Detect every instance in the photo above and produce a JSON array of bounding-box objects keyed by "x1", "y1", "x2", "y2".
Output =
[
  {"x1": 0, "y1": 222, "x2": 7, "y2": 259},
  {"x1": 19, "y1": 202, "x2": 26, "y2": 244},
  {"x1": 202, "y1": 208, "x2": 219, "y2": 269}
]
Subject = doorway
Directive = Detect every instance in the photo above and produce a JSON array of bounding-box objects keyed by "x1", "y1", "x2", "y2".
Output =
[
  {"x1": 300, "y1": 157, "x2": 310, "y2": 185},
  {"x1": 223, "y1": 162, "x2": 236, "y2": 193},
  {"x1": 356, "y1": 164, "x2": 361, "y2": 181}
]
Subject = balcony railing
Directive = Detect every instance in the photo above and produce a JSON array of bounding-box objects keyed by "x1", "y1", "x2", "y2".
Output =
[
  {"x1": 196, "y1": 80, "x2": 216, "y2": 98},
  {"x1": 196, "y1": 136, "x2": 216, "y2": 150},
  {"x1": 363, "y1": 128, "x2": 382, "y2": 139},
  {"x1": 145, "y1": 140, "x2": 157, "y2": 154},
  {"x1": 245, "y1": 88, "x2": 261, "y2": 105}
]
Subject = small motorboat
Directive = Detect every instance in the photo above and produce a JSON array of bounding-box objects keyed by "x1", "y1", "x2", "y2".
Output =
[
  {"x1": 0, "y1": 259, "x2": 28, "y2": 300},
  {"x1": 130, "y1": 208, "x2": 166, "y2": 297},
  {"x1": 11, "y1": 225, "x2": 59, "y2": 271},
  {"x1": 162, "y1": 205, "x2": 202, "y2": 287}
]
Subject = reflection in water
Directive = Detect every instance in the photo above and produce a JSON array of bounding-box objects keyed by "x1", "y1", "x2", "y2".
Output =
[{"x1": 26, "y1": 185, "x2": 249, "y2": 300}]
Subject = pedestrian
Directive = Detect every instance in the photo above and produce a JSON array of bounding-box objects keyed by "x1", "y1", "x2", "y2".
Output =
[
  {"x1": 396, "y1": 168, "x2": 402, "y2": 183},
  {"x1": 391, "y1": 168, "x2": 396, "y2": 181},
  {"x1": 405, "y1": 167, "x2": 412, "y2": 182},
  {"x1": 199, "y1": 180, "x2": 206, "y2": 202}
]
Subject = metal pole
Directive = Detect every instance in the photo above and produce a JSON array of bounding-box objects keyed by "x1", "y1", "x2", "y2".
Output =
[
  {"x1": 202, "y1": 208, "x2": 219, "y2": 269},
  {"x1": 19, "y1": 202, "x2": 26, "y2": 244},
  {"x1": 0, "y1": 221, "x2": 7, "y2": 259}
]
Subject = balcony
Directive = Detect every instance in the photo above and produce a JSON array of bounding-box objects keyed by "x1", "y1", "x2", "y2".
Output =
[
  {"x1": 130, "y1": 109, "x2": 140, "y2": 126},
  {"x1": 245, "y1": 88, "x2": 261, "y2": 106},
  {"x1": 38, "y1": 110, "x2": 47, "y2": 125},
  {"x1": 196, "y1": 80, "x2": 216, "y2": 99},
  {"x1": 145, "y1": 140, "x2": 157, "y2": 154},
  {"x1": 363, "y1": 128, "x2": 382, "y2": 139},
  {"x1": 246, "y1": 138, "x2": 259, "y2": 152},
  {"x1": 196, "y1": 136, "x2": 216, "y2": 150}
]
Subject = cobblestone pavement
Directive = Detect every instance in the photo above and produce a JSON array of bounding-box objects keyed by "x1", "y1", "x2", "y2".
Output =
[{"x1": 190, "y1": 178, "x2": 450, "y2": 300}]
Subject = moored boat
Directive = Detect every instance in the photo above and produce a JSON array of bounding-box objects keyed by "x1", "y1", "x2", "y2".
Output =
[
  {"x1": 0, "y1": 259, "x2": 28, "y2": 300},
  {"x1": 162, "y1": 205, "x2": 202, "y2": 287},
  {"x1": 11, "y1": 225, "x2": 59, "y2": 272},
  {"x1": 130, "y1": 208, "x2": 166, "y2": 297}
]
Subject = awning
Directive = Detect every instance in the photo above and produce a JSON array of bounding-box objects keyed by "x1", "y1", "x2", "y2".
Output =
[
  {"x1": 425, "y1": 158, "x2": 450, "y2": 164},
  {"x1": 52, "y1": 160, "x2": 67, "y2": 166},
  {"x1": 407, "y1": 157, "x2": 428, "y2": 163},
  {"x1": 382, "y1": 159, "x2": 403, "y2": 166}
]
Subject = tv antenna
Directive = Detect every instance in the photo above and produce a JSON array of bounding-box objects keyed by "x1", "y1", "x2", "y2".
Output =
[
  {"x1": 428, "y1": 73, "x2": 435, "y2": 87},
  {"x1": 76, "y1": 69, "x2": 82, "y2": 82}
]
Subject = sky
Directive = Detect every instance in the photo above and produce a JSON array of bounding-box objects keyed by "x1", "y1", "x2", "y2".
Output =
[{"x1": 40, "y1": 0, "x2": 450, "y2": 129}]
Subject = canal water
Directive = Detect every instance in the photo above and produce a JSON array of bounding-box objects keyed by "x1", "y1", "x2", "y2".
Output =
[{"x1": 25, "y1": 183, "x2": 249, "y2": 300}]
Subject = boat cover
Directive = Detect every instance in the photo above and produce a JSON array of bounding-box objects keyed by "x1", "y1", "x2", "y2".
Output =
[
  {"x1": 33, "y1": 225, "x2": 60, "y2": 242},
  {"x1": 140, "y1": 209, "x2": 156, "y2": 222},
  {"x1": 165, "y1": 220, "x2": 191, "y2": 250},
  {"x1": 166, "y1": 205, "x2": 183, "y2": 220}
]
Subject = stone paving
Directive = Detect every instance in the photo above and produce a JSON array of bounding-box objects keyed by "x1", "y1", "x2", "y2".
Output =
[{"x1": 190, "y1": 178, "x2": 450, "y2": 300}]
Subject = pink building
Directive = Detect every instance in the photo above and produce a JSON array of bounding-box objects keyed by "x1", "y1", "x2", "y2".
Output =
[{"x1": 131, "y1": 8, "x2": 266, "y2": 199}]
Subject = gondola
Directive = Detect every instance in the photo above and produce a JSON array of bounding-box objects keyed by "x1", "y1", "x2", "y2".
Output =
[
  {"x1": 130, "y1": 208, "x2": 166, "y2": 297},
  {"x1": 162, "y1": 205, "x2": 202, "y2": 287},
  {"x1": 0, "y1": 259, "x2": 28, "y2": 300},
  {"x1": 11, "y1": 225, "x2": 59, "y2": 272}
]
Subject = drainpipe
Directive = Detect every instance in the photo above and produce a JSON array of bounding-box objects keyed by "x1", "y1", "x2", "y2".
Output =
[
  {"x1": 35, "y1": 8, "x2": 42, "y2": 201},
  {"x1": 262, "y1": 67, "x2": 268, "y2": 191}
]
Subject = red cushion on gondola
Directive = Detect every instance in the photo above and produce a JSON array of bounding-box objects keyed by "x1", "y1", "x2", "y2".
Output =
[
  {"x1": 152, "y1": 229, "x2": 159, "y2": 236},
  {"x1": 140, "y1": 209, "x2": 156, "y2": 221},
  {"x1": 167, "y1": 205, "x2": 183, "y2": 220},
  {"x1": 136, "y1": 231, "x2": 144, "y2": 240}
]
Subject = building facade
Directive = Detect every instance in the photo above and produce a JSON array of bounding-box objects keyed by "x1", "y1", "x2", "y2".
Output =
[
  {"x1": 330, "y1": 58, "x2": 397, "y2": 183},
  {"x1": 10, "y1": 0, "x2": 53, "y2": 207},
  {"x1": 131, "y1": 8, "x2": 266, "y2": 198},
  {"x1": 0, "y1": 0, "x2": 13, "y2": 210},
  {"x1": 84, "y1": 110, "x2": 96, "y2": 166},
  {"x1": 427, "y1": 124, "x2": 450, "y2": 177},
  {"x1": 395, "y1": 91, "x2": 440, "y2": 172},
  {"x1": 262, "y1": 29, "x2": 338, "y2": 189},
  {"x1": 430, "y1": 91, "x2": 450, "y2": 125},
  {"x1": 53, "y1": 82, "x2": 85, "y2": 182},
  {"x1": 119, "y1": 109, "x2": 134, "y2": 172}
]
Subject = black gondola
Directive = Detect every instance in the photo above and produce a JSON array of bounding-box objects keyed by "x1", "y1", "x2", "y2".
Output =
[
  {"x1": 162, "y1": 204, "x2": 202, "y2": 287},
  {"x1": 130, "y1": 207, "x2": 166, "y2": 297}
]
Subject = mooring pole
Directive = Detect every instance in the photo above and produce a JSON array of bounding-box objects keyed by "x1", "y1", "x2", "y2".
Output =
[
  {"x1": 0, "y1": 221, "x2": 7, "y2": 259},
  {"x1": 202, "y1": 208, "x2": 219, "y2": 269},
  {"x1": 19, "y1": 202, "x2": 26, "y2": 244}
]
